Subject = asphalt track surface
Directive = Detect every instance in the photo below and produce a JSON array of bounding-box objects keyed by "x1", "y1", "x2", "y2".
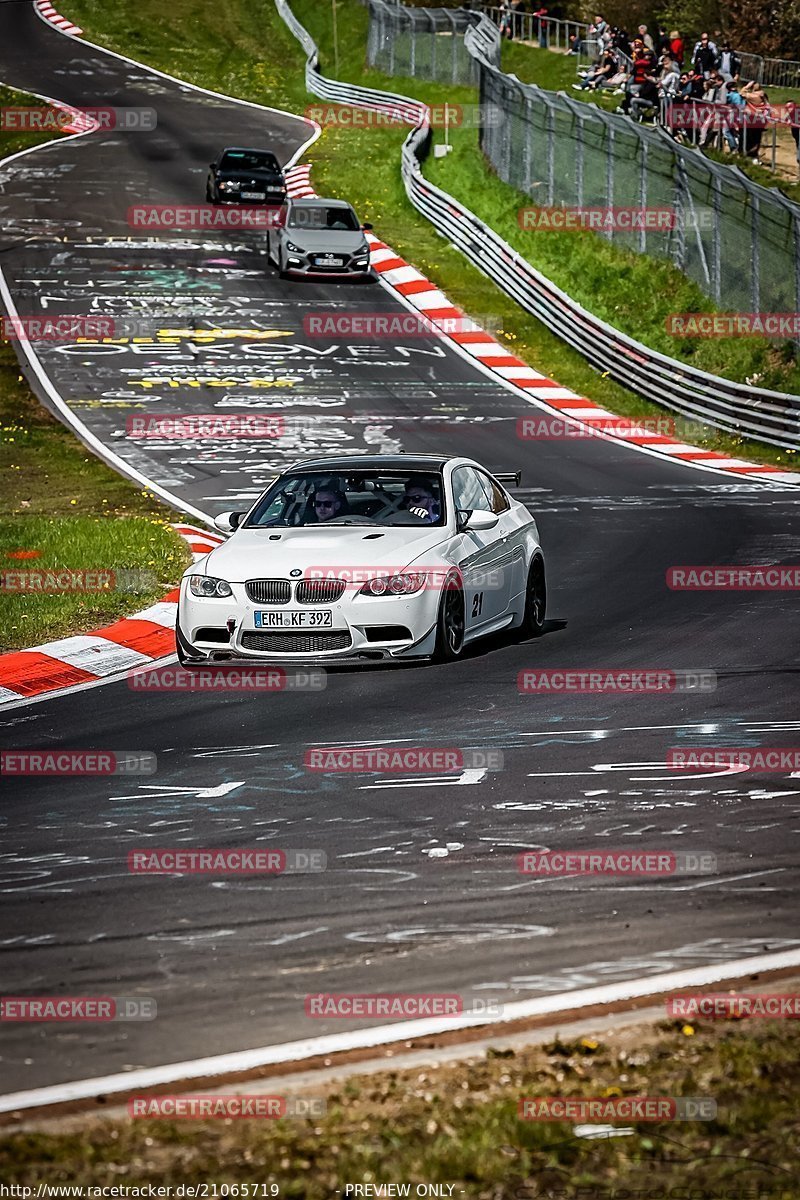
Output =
[{"x1": 1, "y1": 3, "x2": 799, "y2": 1095}]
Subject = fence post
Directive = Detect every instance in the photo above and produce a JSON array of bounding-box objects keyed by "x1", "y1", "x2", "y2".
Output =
[
  {"x1": 522, "y1": 91, "x2": 533, "y2": 194},
  {"x1": 672, "y1": 155, "x2": 687, "y2": 274},
  {"x1": 410, "y1": 8, "x2": 416, "y2": 75},
  {"x1": 711, "y1": 173, "x2": 722, "y2": 305},
  {"x1": 795, "y1": 212, "x2": 800, "y2": 354},
  {"x1": 605, "y1": 118, "x2": 615, "y2": 242},
  {"x1": 430, "y1": 9, "x2": 437, "y2": 80},
  {"x1": 575, "y1": 107, "x2": 584, "y2": 208},
  {"x1": 639, "y1": 135, "x2": 648, "y2": 255},
  {"x1": 751, "y1": 192, "x2": 761, "y2": 313},
  {"x1": 547, "y1": 98, "x2": 555, "y2": 207}
]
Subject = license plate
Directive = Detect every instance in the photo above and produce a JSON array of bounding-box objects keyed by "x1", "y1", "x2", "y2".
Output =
[
  {"x1": 255, "y1": 610, "x2": 333, "y2": 628},
  {"x1": 316, "y1": 255, "x2": 344, "y2": 266},
  {"x1": 241, "y1": 191, "x2": 265, "y2": 200}
]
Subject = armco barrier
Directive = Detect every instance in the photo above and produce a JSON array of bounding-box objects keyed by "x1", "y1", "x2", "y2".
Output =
[{"x1": 276, "y1": 0, "x2": 800, "y2": 451}]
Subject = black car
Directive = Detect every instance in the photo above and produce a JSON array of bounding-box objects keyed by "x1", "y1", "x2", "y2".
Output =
[{"x1": 206, "y1": 147, "x2": 287, "y2": 205}]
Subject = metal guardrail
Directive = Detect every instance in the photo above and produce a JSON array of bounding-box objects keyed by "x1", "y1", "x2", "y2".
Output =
[{"x1": 275, "y1": 0, "x2": 800, "y2": 450}]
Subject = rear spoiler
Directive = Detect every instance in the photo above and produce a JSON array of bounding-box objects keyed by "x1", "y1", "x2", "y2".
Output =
[{"x1": 493, "y1": 471, "x2": 521, "y2": 487}]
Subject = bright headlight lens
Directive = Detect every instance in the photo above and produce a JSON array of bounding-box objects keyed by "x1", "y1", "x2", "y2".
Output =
[
  {"x1": 360, "y1": 573, "x2": 425, "y2": 597},
  {"x1": 220, "y1": 180, "x2": 241, "y2": 191},
  {"x1": 189, "y1": 575, "x2": 233, "y2": 598},
  {"x1": 286, "y1": 241, "x2": 304, "y2": 253}
]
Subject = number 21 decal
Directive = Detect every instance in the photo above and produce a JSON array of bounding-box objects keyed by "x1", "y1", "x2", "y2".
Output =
[{"x1": 472, "y1": 591, "x2": 484, "y2": 618}]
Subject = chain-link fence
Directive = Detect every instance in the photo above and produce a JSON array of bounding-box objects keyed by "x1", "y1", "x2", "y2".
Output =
[
  {"x1": 367, "y1": 0, "x2": 800, "y2": 334},
  {"x1": 367, "y1": 1, "x2": 496, "y2": 84}
]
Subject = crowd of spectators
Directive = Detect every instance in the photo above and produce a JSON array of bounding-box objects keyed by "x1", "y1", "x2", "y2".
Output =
[
  {"x1": 490, "y1": 3, "x2": 799, "y2": 170},
  {"x1": 565, "y1": 14, "x2": 780, "y2": 162}
]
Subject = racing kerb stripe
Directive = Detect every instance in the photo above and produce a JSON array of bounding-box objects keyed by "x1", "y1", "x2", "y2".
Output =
[
  {"x1": 283, "y1": 165, "x2": 799, "y2": 488},
  {"x1": 33, "y1": 0, "x2": 83, "y2": 37},
  {"x1": 0, "y1": 526, "x2": 223, "y2": 704}
]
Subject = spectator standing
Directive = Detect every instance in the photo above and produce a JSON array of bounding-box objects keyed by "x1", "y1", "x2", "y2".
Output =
[
  {"x1": 740, "y1": 79, "x2": 770, "y2": 163},
  {"x1": 510, "y1": 0, "x2": 525, "y2": 41},
  {"x1": 658, "y1": 53, "x2": 680, "y2": 99},
  {"x1": 533, "y1": 5, "x2": 549, "y2": 48},
  {"x1": 669, "y1": 30, "x2": 684, "y2": 65},
  {"x1": 718, "y1": 42, "x2": 740, "y2": 82},
  {"x1": 693, "y1": 33, "x2": 719, "y2": 77},
  {"x1": 498, "y1": 0, "x2": 513, "y2": 41},
  {"x1": 637, "y1": 24, "x2": 655, "y2": 53},
  {"x1": 786, "y1": 101, "x2": 800, "y2": 174}
]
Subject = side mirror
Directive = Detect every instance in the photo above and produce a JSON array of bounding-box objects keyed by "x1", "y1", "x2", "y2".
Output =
[
  {"x1": 462, "y1": 509, "x2": 499, "y2": 532},
  {"x1": 214, "y1": 511, "x2": 244, "y2": 533},
  {"x1": 209, "y1": 162, "x2": 216, "y2": 169},
  {"x1": 362, "y1": 222, "x2": 373, "y2": 231}
]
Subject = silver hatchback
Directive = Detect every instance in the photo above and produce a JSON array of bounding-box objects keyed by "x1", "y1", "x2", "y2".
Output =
[{"x1": 267, "y1": 197, "x2": 373, "y2": 278}]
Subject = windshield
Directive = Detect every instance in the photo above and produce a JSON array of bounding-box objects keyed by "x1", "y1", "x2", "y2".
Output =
[
  {"x1": 220, "y1": 150, "x2": 281, "y2": 174},
  {"x1": 246, "y1": 470, "x2": 445, "y2": 528},
  {"x1": 287, "y1": 205, "x2": 360, "y2": 231}
]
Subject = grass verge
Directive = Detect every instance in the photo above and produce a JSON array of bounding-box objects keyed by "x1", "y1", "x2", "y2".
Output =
[
  {"x1": 42, "y1": 0, "x2": 800, "y2": 478},
  {"x1": 0, "y1": 85, "x2": 192, "y2": 651},
  {"x1": 2, "y1": 1017, "x2": 798, "y2": 1194}
]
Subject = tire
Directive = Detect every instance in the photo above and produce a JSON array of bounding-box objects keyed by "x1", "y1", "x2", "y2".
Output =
[
  {"x1": 433, "y1": 573, "x2": 465, "y2": 663},
  {"x1": 517, "y1": 556, "x2": 546, "y2": 639}
]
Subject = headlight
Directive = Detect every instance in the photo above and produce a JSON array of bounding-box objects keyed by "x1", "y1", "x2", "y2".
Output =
[
  {"x1": 286, "y1": 241, "x2": 304, "y2": 253},
  {"x1": 189, "y1": 575, "x2": 233, "y2": 598},
  {"x1": 359, "y1": 573, "x2": 426, "y2": 597},
  {"x1": 220, "y1": 180, "x2": 241, "y2": 192}
]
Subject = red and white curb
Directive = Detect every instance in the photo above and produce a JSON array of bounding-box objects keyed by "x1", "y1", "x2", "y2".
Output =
[
  {"x1": 286, "y1": 163, "x2": 798, "y2": 487},
  {"x1": 0, "y1": 524, "x2": 222, "y2": 707},
  {"x1": 34, "y1": 0, "x2": 82, "y2": 37}
]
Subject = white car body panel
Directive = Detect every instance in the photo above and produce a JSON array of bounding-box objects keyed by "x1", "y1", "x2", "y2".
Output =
[{"x1": 177, "y1": 456, "x2": 543, "y2": 663}]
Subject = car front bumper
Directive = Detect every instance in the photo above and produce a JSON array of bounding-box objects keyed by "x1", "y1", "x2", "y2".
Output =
[{"x1": 178, "y1": 581, "x2": 440, "y2": 662}]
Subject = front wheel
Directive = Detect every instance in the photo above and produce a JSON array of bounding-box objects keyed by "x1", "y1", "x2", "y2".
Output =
[
  {"x1": 433, "y1": 574, "x2": 465, "y2": 663},
  {"x1": 518, "y1": 556, "x2": 546, "y2": 639}
]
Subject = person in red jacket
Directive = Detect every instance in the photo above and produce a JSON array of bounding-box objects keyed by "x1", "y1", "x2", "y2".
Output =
[{"x1": 669, "y1": 30, "x2": 684, "y2": 65}]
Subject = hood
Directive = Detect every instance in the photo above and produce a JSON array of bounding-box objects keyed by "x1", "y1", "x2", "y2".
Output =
[
  {"x1": 219, "y1": 169, "x2": 285, "y2": 186},
  {"x1": 283, "y1": 228, "x2": 367, "y2": 252},
  {"x1": 197, "y1": 525, "x2": 449, "y2": 582}
]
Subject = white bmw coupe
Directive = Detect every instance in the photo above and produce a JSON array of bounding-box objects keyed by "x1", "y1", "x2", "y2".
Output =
[{"x1": 176, "y1": 455, "x2": 546, "y2": 665}]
